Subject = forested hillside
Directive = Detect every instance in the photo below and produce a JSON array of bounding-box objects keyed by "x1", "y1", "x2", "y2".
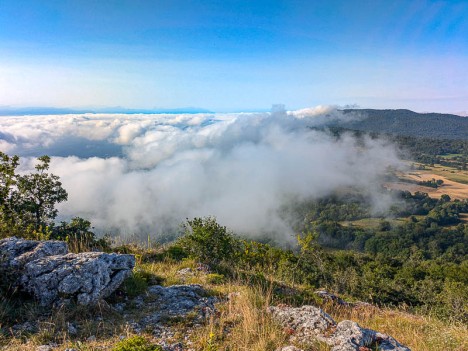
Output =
[{"x1": 339, "y1": 109, "x2": 468, "y2": 140}]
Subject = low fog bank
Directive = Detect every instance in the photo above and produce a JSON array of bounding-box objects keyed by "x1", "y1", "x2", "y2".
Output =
[{"x1": 2, "y1": 107, "x2": 404, "y2": 242}]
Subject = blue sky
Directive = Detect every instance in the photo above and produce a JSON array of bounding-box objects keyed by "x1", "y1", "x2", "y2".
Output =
[{"x1": 0, "y1": 0, "x2": 467, "y2": 112}]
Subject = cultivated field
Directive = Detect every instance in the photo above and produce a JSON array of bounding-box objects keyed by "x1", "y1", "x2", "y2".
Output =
[{"x1": 385, "y1": 164, "x2": 468, "y2": 200}]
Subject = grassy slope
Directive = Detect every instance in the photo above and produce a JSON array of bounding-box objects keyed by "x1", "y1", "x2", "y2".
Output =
[{"x1": 1, "y1": 257, "x2": 466, "y2": 351}]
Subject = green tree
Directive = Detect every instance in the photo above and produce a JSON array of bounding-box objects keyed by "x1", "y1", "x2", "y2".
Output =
[
  {"x1": 0, "y1": 153, "x2": 20, "y2": 224},
  {"x1": 14, "y1": 155, "x2": 68, "y2": 230},
  {"x1": 0, "y1": 153, "x2": 68, "y2": 237}
]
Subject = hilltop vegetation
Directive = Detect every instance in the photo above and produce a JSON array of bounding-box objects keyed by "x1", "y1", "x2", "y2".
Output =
[{"x1": 340, "y1": 109, "x2": 468, "y2": 140}]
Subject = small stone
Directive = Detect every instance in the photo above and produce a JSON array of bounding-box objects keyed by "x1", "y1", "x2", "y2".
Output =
[
  {"x1": 176, "y1": 267, "x2": 194, "y2": 276},
  {"x1": 130, "y1": 322, "x2": 142, "y2": 334},
  {"x1": 132, "y1": 296, "x2": 144, "y2": 308},
  {"x1": 114, "y1": 302, "x2": 127, "y2": 312},
  {"x1": 36, "y1": 343, "x2": 58, "y2": 351},
  {"x1": 12, "y1": 321, "x2": 37, "y2": 333},
  {"x1": 315, "y1": 290, "x2": 350, "y2": 306},
  {"x1": 86, "y1": 335, "x2": 96, "y2": 342},
  {"x1": 167, "y1": 342, "x2": 184, "y2": 351},
  {"x1": 195, "y1": 263, "x2": 211, "y2": 273},
  {"x1": 67, "y1": 322, "x2": 77, "y2": 335},
  {"x1": 227, "y1": 292, "x2": 241, "y2": 300}
]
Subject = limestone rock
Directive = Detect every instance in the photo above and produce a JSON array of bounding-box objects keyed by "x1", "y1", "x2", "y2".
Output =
[
  {"x1": 0, "y1": 237, "x2": 135, "y2": 306},
  {"x1": 137, "y1": 284, "x2": 217, "y2": 329},
  {"x1": 269, "y1": 305, "x2": 411, "y2": 351},
  {"x1": 331, "y1": 320, "x2": 410, "y2": 351},
  {"x1": 0, "y1": 237, "x2": 67, "y2": 285},
  {"x1": 22, "y1": 252, "x2": 135, "y2": 306},
  {"x1": 315, "y1": 290, "x2": 350, "y2": 306},
  {"x1": 315, "y1": 290, "x2": 376, "y2": 310},
  {"x1": 269, "y1": 305, "x2": 335, "y2": 344},
  {"x1": 36, "y1": 343, "x2": 58, "y2": 351},
  {"x1": 176, "y1": 267, "x2": 194, "y2": 278}
]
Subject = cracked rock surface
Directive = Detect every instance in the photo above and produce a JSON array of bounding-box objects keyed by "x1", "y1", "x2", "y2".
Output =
[
  {"x1": 0, "y1": 237, "x2": 67, "y2": 286},
  {"x1": 270, "y1": 305, "x2": 411, "y2": 351},
  {"x1": 23, "y1": 252, "x2": 135, "y2": 306},
  {"x1": 0, "y1": 237, "x2": 135, "y2": 306},
  {"x1": 135, "y1": 284, "x2": 218, "y2": 329}
]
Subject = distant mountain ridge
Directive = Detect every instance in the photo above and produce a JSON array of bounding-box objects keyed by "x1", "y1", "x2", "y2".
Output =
[
  {"x1": 0, "y1": 106, "x2": 213, "y2": 116},
  {"x1": 339, "y1": 109, "x2": 468, "y2": 140}
]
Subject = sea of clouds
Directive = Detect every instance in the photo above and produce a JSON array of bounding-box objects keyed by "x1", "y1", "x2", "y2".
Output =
[{"x1": 0, "y1": 106, "x2": 404, "y2": 242}]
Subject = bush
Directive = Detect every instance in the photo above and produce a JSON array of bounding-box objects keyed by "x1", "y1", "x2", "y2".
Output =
[
  {"x1": 206, "y1": 273, "x2": 225, "y2": 284},
  {"x1": 122, "y1": 270, "x2": 151, "y2": 297},
  {"x1": 164, "y1": 245, "x2": 188, "y2": 260},
  {"x1": 437, "y1": 280, "x2": 468, "y2": 323},
  {"x1": 51, "y1": 217, "x2": 111, "y2": 253},
  {"x1": 177, "y1": 217, "x2": 240, "y2": 266},
  {"x1": 112, "y1": 335, "x2": 162, "y2": 351}
]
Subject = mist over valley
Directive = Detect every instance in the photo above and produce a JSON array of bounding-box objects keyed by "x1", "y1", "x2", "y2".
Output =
[{"x1": 0, "y1": 107, "x2": 405, "y2": 240}]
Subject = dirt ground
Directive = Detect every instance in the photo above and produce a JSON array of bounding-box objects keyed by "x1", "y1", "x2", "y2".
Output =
[
  {"x1": 385, "y1": 171, "x2": 468, "y2": 200},
  {"x1": 460, "y1": 213, "x2": 468, "y2": 223}
]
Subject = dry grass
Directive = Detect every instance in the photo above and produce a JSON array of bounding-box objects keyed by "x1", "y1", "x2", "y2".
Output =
[
  {"x1": 135, "y1": 260, "x2": 296, "y2": 350},
  {"x1": 1, "y1": 259, "x2": 466, "y2": 351},
  {"x1": 191, "y1": 284, "x2": 328, "y2": 351},
  {"x1": 324, "y1": 303, "x2": 468, "y2": 351},
  {"x1": 340, "y1": 217, "x2": 407, "y2": 230},
  {"x1": 427, "y1": 164, "x2": 468, "y2": 185},
  {"x1": 385, "y1": 163, "x2": 468, "y2": 200}
]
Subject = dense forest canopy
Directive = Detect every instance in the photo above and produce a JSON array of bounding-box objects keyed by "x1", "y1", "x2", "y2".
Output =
[{"x1": 339, "y1": 109, "x2": 468, "y2": 140}]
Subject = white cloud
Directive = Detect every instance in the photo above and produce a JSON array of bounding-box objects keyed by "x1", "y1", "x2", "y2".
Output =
[{"x1": 0, "y1": 107, "x2": 404, "y2": 241}]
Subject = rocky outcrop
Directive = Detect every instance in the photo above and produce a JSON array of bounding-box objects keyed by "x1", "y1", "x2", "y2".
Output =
[
  {"x1": 0, "y1": 237, "x2": 135, "y2": 306},
  {"x1": 270, "y1": 305, "x2": 335, "y2": 344},
  {"x1": 315, "y1": 289, "x2": 350, "y2": 306},
  {"x1": 270, "y1": 305, "x2": 411, "y2": 351},
  {"x1": 0, "y1": 237, "x2": 67, "y2": 286},
  {"x1": 134, "y1": 284, "x2": 218, "y2": 330},
  {"x1": 22, "y1": 251, "x2": 135, "y2": 306},
  {"x1": 315, "y1": 290, "x2": 374, "y2": 309},
  {"x1": 331, "y1": 320, "x2": 410, "y2": 351}
]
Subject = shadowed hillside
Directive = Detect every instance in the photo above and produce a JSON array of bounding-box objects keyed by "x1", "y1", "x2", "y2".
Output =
[{"x1": 340, "y1": 109, "x2": 468, "y2": 140}]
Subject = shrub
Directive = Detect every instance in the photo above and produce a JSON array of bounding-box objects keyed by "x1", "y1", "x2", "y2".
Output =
[
  {"x1": 122, "y1": 269, "x2": 151, "y2": 297},
  {"x1": 51, "y1": 217, "x2": 111, "y2": 253},
  {"x1": 112, "y1": 335, "x2": 162, "y2": 351},
  {"x1": 164, "y1": 245, "x2": 188, "y2": 260},
  {"x1": 206, "y1": 273, "x2": 225, "y2": 285},
  {"x1": 177, "y1": 217, "x2": 240, "y2": 266}
]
